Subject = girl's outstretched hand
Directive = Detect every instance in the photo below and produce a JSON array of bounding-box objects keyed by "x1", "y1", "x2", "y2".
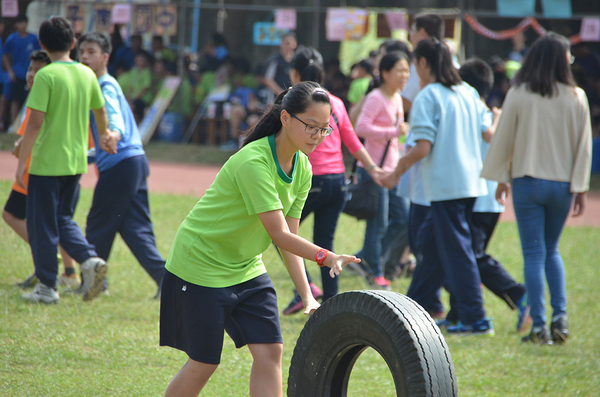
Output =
[
  {"x1": 303, "y1": 295, "x2": 321, "y2": 315},
  {"x1": 323, "y1": 253, "x2": 361, "y2": 278}
]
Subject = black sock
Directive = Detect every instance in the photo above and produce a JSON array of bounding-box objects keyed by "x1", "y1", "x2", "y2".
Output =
[{"x1": 65, "y1": 267, "x2": 76, "y2": 276}]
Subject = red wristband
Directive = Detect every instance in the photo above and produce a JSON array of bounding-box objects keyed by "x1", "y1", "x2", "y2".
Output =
[{"x1": 315, "y1": 249, "x2": 328, "y2": 267}]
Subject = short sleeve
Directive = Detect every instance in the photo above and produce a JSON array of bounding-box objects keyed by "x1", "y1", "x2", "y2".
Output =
[
  {"x1": 90, "y1": 78, "x2": 105, "y2": 110},
  {"x1": 26, "y1": 72, "x2": 50, "y2": 112},
  {"x1": 287, "y1": 166, "x2": 311, "y2": 219},
  {"x1": 235, "y1": 157, "x2": 283, "y2": 215},
  {"x1": 409, "y1": 90, "x2": 439, "y2": 144}
]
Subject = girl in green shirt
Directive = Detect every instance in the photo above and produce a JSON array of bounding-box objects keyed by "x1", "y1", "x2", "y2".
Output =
[{"x1": 160, "y1": 81, "x2": 360, "y2": 397}]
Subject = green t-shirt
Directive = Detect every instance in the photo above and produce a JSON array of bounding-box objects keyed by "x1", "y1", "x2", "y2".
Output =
[
  {"x1": 27, "y1": 61, "x2": 105, "y2": 176},
  {"x1": 127, "y1": 67, "x2": 153, "y2": 104},
  {"x1": 166, "y1": 134, "x2": 312, "y2": 288},
  {"x1": 347, "y1": 76, "x2": 371, "y2": 104}
]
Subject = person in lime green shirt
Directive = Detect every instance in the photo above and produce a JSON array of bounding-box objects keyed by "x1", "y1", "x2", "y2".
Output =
[
  {"x1": 15, "y1": 17, "x2": 119, "y2": 304},
  {"x1": 121, "y1": 52, "x2": 153, "y2": 123},
  {"x1": 347, "y1": 58, "x2": 373, "y2": 105},
  {"x1": 160, "y1": 81, "x2": 361, "y2": 397}
]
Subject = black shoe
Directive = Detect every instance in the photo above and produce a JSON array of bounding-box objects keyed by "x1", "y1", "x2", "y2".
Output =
[
  {"x1": 550, "y1": 317, "x2": 569, "y2": 344},
  {"x1": 521, "y1": 327, "x2": 553, "y2": 345},
  {"x1": 15, "y1": 273, "x2": 38, "y2": 290}
]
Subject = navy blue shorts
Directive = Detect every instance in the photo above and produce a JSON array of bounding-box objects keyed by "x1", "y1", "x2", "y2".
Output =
[
  {"x1": 4, "y1": 189, "x2": 26, "y2": 220},
  {"x1": 159, "y1": 270, "x2": 282, "y2": 365}
]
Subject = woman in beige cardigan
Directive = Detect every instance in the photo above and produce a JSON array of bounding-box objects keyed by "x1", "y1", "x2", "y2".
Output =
[{"x1": 481, "y1": 33, "x2": 592, "y2": 345}]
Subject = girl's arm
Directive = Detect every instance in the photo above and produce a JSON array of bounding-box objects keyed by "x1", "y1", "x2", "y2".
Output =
[
  {"x1": 381, "y1": 139, "x2": 431, "y2": 189},
  {"x1": 258, "y1": 210, "x2": 360, "y2": 278},
  {"x1": 278, "y1": 216, "x2": 320, "y2": 314}
]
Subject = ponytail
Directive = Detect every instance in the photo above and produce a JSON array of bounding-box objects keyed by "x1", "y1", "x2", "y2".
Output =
[
  {"x1": 242, "y1": 81, "x2": 331, "y2": 147},
  {"x1": 413, "y1": 38, "x2": 461, "y2": 88},
  {"x1": 290, "y1": 46, "x2": 325, "y2": 85}
]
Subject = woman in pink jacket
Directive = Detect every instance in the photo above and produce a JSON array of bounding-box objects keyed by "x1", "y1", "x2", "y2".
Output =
[{"x1": 283, "y1": 47, "x2": 385, "y2": 314}]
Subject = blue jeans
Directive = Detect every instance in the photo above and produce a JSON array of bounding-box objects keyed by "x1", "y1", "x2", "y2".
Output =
[
  {"x1": 512, "y1": 177, "x2": 572, "y2": 328},
  {"x1": 300, "y1": 173, "x2": 347, "y2": 301},
  {"x1": 356, "y1": 167, "x2": 409, "y2": 277}
]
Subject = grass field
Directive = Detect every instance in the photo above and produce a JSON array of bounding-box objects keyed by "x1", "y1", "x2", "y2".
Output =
[{"x1": 1, "y1": 177, "x2": 600, "y2": 396}]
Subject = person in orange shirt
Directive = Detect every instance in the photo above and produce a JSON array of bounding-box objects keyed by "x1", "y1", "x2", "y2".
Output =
[{"x1": 2, "y1": 50, "x2": 79, "y2": 289}]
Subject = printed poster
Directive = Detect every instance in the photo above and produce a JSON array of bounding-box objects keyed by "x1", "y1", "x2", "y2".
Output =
[
  {"x1": 134, "y1": 4, "x2": 154, "y2": 35},
  {"x1": 154, "y1": 5, "x2": 177, "y2": 36},
  {"x1": 112, "y1": 4, "x2": 132, "y2": 25},
  {"x1": 1, "y1": 0, "x2": 18, "y2": 18},
  {"x1": 65, "y1": 3, "x2": 85, "y2": 33},
  {"x1": 496, "y1": 0, "x2": 535, "y2": 17},
  {"x1": 95, "y1": 3, "x2": 113, "y2": 32},
  {"x1": 541, "y1": 0, "x2": 572, "y2": 18},
  {"x1": 253, "y1": 22, "x2": 289, "y2": 46},
  {"x1": 326, "y1": 8, "x2": 368, "y2": 42},
  {"x1": 275, "y1": 9, "x2": 296, "y2": 31},
  {"x1": 580, "y1": 17, "x2": 600, "y2": 42}
]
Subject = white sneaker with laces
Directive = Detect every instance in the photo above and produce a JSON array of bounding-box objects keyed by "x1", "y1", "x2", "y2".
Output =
[
  {"x1": 21, "y1": 283, "x2": 60, "y2": 304},
  {"x1": 80, "y1": 257, "x2": 108, "y2": 302},
  {"x1": 58, "y1": 273, "x2": 80, "y2": 289}
]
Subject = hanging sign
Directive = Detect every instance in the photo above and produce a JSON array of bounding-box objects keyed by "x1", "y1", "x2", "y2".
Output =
[
  {"x1": 580, "y1": 17, "x2": 600, "y2": 42},
  {"x1": 111, "y1": 4, "x2": 132, "y2": 24},
  {"x1": 133, "y1": 4, "x2": 154, "y2": 34},
  {"x1": 65, "y1": 3, "x2": 85, "y2": 33},
  {"x1": 1, "y1": 0, "x2": 18, "y2": 18},
  {"x1": 275, "y1": 9, "x2": 297, "y2": 31},
  {"x1": 95, "y1": 4, "x2": 113, "y2": 32},
  {"x1": 155, "y1": 5, "x2": 177, "y2": 36}
]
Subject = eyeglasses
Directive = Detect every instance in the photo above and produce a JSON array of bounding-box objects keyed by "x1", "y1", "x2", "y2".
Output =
[
  {"x1": 570, "y1": 54, "x2": 576, "y2": 64},
  {"x1": 290, "y1": 113, "x2": 333, "y2": 136}
]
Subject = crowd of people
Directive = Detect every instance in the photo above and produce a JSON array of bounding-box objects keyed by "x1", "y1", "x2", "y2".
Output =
[{"x1": 1, "y1": 11, "x2": 595, "y2": 397}]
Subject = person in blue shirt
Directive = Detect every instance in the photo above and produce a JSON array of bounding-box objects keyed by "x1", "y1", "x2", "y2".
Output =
[
  {"x1": 78, "y1": 32, "x2": 166, "y2": 298},
  {"x1": 2, "y1": 15, "x2": 41, "y2": 125},
  {"x1": 383, "y1": 38, "x2": 492, "y2": 336}
]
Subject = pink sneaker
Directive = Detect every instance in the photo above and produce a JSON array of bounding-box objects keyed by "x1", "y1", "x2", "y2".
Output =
[
  {"x1": 369, "y1": 275, "x2": 391, "y2": 291},
  {"x1": 310, "y1": 283, "x2": 323, "y2": 300}
]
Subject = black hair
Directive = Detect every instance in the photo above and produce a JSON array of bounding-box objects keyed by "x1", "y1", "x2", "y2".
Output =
[
  {"x1": 39, "y1": 16, "x2": 74, "y2": 53},
  {"x1": 413, "y1": 14, "x2": 445, "y2": 41},
  {"x1": 212, "y1": 33, "x2": 227, "y2": 47},
  {"x1": 152, "y1": 35, "x2": 163, "y2": 45},
  {"x1": 281, "y1": 32, "x2": 296, "y2": 41},
  {"x1": 459, "y1": 58, "x2": 494, "y2": 98},
  {"x1": 242, "y1": 81, "x2": 331, "y2": 147},
  {"x1": 78, "y1": 32, "x2": 112, "y2": 55},
  {"x1": 357, "y1": 58, "x2": 373, "y2": 75},
  {"x1": 413, "y1": 38, "x2": 461, "y2": 88},
  {"x1": 369, "y1": 50, "x2": 379, "y2": 58},
  {"x1": 29, "y1": 50, "x2": 51, "y2": 65},
  {"x1": 234, "y1": 56, "x2": 251, "y2": 75},
  {"x1": 373, "y1": 51, "x2": 409, "y2": 88},
  {"x1": 290, "y1": 46, "x2": 324, "y2": 85},
  {"x1": 381, "y1": 40, "x2": 412, "y2": 59},
  {"x1": 513, "y1": 32, "x2": 575, "y2": 98},
  {"x1": 15, "y1": 15, "x2": 28, "y2": 24}
]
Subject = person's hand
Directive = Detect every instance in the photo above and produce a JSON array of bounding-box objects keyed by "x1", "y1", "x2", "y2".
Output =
[
  {"x1": 495, "y1": 183, "x2": 510, "y2": 206},
  {"x1": 8, "y1": 70, "x2": 16, "y2": 83},
  {"x1": 572, "y1": 192, "x2": 587, "y2": 217},
  {"x1": 367, "y1": 166, "x2": 387, "y2": 187},
  {"x1": 323, "y1": 253, "x2": 360, "y2": 278},
  {"x1": 101, "y1": 130, "x2": 120, "y2": 154},
  {"x1": 399, "y1": 122, "x2": 410, "y2": 136},
  {"x1": 491, "y1": 106, "x2": 502, "y2": 120},
  {"x1": 303, "y1": 295, "x2": 321, "y2": 315},
  {"x1": 12, "y1": 137, "x2": 22, "y2": 158},
  {"x1": 15, "y1": 162, "x2": 26, "y2": 189}
]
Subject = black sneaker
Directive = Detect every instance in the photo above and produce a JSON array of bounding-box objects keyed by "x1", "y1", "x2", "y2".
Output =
[
  {"x1": 15, "y1": 273, "x2": 38, "y2": 290},
  {"x1": 521, "y1": 327, "x2": 553, "y2": 345},
  {"x1": 283, "y1": 292, "x2": 303, "y2": 315},
  {"x1": 550, "y1": 317, "x2": 569, "y2": 344}
]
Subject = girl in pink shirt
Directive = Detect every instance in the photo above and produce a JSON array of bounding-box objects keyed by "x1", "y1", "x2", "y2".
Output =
[
  {"x1": 355, "y1": 51, "x2": 410, "y2": 290},
  {"x1": 282, "y1": 47, "x2": 385, "y2": 315}
]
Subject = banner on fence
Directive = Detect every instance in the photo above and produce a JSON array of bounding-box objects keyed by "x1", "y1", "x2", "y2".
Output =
[
  {"x1": 1, "y1": 0, "x2": 18, "y2": 18},
  {"x1": 134, "y1": 4, "x2": 154, "y2": 34},
  {"x1": 253, "y1": 22, "x2": 289, "y2": 46},
  {"x1": 112, "y1": 4, "x2": 132, "y2": 24},
  {"x1": 580, "y1": 17, "x2": 600, "y2": 42},
  {"x1": 155, "y1": 5, "x2": 177, "y2": 36},
  {"x1": 275, "y1": 9, "x2": 296, "y2": 30},
  {"x1": 65, "y1": 3, "x2": 85, "y2": 33},
  {"x1": 95, "y1": 3, "x2": 113, "y2": 32}
]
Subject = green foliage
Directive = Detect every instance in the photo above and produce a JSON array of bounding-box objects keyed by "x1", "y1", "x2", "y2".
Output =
[{"x1": 1, "y1": 179, "x2": 599, "y2": 396}]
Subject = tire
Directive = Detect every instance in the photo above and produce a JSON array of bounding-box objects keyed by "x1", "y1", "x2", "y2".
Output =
[{"x1": 287, "y1": 290, "x2": 457, "y2": 397}]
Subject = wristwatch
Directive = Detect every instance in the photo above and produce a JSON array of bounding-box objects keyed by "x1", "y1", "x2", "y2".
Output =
[{"x1": 315, "y1": 249, "x2": 328, "y2": 267}]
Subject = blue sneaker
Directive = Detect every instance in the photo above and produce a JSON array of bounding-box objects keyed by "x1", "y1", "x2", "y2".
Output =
[
  {"x1": 436, "y1": 318, "x2": 458, "y2": 329},
  {"x1": 447, "y1": 318, "x2": 494, "y2": 336},
  {"x1": 516, "y1": 294, "x2": 532, "y2": 333}
]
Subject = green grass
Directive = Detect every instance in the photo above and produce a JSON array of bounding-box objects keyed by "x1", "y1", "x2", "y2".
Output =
[{"x1": 1, "y1": 179, "x2": 600, "y2": 396}]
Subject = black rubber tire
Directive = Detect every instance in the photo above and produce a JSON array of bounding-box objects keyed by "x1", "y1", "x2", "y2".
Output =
[{"x1": 287, "y1": 290, "x2": 457, "y2": 397}]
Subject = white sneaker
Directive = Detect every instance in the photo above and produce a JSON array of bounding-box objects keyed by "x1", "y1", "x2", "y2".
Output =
[
  {"x1": 21, "y1": 283, "x2": 60, "y2": 304},
  {"x1": 58, "y1": 273, "x2": 80, "y2": 289},
  {"x1": 80, "y1": 257, "x2": 108, "y2": 302}
]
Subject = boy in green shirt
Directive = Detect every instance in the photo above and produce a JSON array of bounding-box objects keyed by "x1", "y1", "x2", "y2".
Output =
[{"x1": 16, "y1": 16, "x2": 119, "y2": 304}]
